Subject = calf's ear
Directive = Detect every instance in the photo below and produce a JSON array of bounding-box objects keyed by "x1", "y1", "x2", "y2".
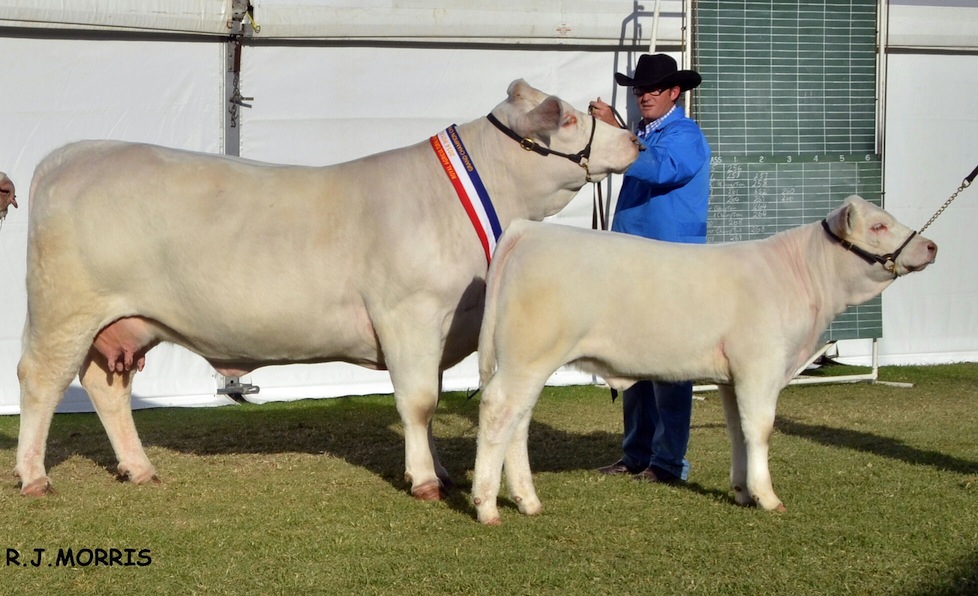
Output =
[{"x1": 825, "y1": 201, "x2": 854, "y2": 239}]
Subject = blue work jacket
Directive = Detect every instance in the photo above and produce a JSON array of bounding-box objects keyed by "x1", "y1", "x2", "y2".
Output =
[{"x1": 611, "y1": 107, "x2": 711, "y2": 244}]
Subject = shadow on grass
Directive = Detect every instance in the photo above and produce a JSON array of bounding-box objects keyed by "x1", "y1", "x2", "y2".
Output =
[
  {"x1": 22, "y1": 392, "x2": 742, "y2": 517},
  {"x1": 25, "y1": 395, "x2": 620, "y2": 509},
  {"x1": 905, "y1": 550, "x2": 978, "y2": 596},
  {"x1": 776, "y1": 417, "x2": 978, "y2": 475}
]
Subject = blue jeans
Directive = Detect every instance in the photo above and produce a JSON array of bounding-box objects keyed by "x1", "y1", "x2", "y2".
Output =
[{"x1": 620, "y1": 380, "x2": 693, "y2": 481}]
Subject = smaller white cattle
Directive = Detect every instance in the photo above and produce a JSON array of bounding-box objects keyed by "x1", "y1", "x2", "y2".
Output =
[
  {"x1": 472, "y1": 196, "x2": 937, "y2": 524},
  {"x1": 0, "y1": 171, "x2": 16, "y2": 221}
]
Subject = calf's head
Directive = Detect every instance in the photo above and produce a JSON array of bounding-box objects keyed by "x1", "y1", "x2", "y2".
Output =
[
  {"x1": 823, "y1": 195, "x2": 937, "y2": 279},
  {"x1": 0, "y1": 172, "x2": 16, "y2": 221}
]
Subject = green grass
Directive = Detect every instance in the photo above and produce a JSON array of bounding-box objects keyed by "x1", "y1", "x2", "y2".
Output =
[{"x1": 0, "y1": 363, "x2": 976, "y2": 595}]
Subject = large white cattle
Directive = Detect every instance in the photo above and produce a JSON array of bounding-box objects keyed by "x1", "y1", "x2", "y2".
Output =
[
  {"x1": 472, "y1": 196, "x2": 937, "y2": 524},
  {"x1": 15, "y1": 80, "x2": 639, "y2": 499}
]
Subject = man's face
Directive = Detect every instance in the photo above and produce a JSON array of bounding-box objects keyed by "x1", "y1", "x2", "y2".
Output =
[{"x1": 633, "y1": 85, "x2": 681, "y2": 121}]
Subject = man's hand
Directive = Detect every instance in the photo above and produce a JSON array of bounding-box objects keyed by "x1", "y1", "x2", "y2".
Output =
[{"x1": 588, "y1": 98, "x2": 620, "y2": 128}]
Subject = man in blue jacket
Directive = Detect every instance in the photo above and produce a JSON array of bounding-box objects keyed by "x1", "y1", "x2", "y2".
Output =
[{"x1": 589, "y1": 53, "x2": 711, "y2": 484}]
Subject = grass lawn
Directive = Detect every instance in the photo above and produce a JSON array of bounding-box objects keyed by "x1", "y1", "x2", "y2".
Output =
[{"x1": 0, "y1": 363, "x2": 975, "y2": 594}]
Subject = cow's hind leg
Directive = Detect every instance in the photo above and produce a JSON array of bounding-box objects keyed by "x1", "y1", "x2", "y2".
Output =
[
  {"x1": 16, "y1": 321, "x2": 97, "y2": 495},
  {"x1": 79, "y1": 349, "x2": 158, "y2": 485}
]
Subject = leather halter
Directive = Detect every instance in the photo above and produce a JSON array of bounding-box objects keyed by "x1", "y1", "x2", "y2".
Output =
[
  {"x1": 821, "y1": 219, "x2": 918, "y2": 276},
  {"x1": 486, "y1": 112, "x2": 597, "y2": 182}
]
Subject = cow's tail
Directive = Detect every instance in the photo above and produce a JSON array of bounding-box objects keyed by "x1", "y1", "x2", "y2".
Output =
[{"x1": 478, "y1": 219, "x2": 532, "y2": 388}]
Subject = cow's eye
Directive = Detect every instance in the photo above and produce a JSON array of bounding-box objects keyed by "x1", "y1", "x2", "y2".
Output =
[{"x1": 870, "y1": 223, "x2": 887, "y2": 233}]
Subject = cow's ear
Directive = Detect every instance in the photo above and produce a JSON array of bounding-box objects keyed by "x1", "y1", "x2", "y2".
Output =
[
  {"x1": 507, "y1": 79, "x2": 547, "y2": 104},
  {"x1": 507, "y1": 79, "x2": 530, "y2": 100},
  {"x1": 513, "y1": 96, "x2": 562, "y2": 137}
]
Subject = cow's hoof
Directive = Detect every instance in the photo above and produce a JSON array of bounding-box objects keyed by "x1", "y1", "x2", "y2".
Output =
[
  {"x1": 20, "y1": 478, "x2": 55, "y2": 497},
  {"x1": 411, "y1": 480, "x2": 446, "y2": 501}
]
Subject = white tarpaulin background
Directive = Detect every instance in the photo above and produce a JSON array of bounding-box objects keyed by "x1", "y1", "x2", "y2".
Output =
[{"x1": 0, "y1": 0, "x2": 975, "y2": 414}]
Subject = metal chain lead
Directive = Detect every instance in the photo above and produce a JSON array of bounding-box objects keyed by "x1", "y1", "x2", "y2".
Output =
[{"x1": 918, "y1": 164, "x2": 978, "y2": 234}]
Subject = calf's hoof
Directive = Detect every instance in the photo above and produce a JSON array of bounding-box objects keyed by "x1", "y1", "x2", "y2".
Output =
[
  {"x1": 473, "y1": 497, "x2": 501, "y2": 525},
  {"x1": 20, "y1": 478, "x2": 55, "y2": 497},
  {"x1": 513, "y1": 494, "x2": 542, "y2": 516},
  {"x1": 117, "y1": 463, "x2": 160, "y2": 485}
]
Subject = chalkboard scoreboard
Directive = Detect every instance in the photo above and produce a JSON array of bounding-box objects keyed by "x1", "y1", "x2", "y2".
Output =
[{"x1": 693, "y1": 0, "x2": 882, "y2": 340}]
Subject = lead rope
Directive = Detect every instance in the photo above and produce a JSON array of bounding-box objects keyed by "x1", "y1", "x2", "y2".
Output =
[
  {"x1": 919, "y1": 163, "x2": 978, "y2": 234},
  {"x1": 589, "y1": 104, "x2": 629, "y2": 233},
  {"x1": 589, "y1": 104, "x2": 629, "y2": 401}
]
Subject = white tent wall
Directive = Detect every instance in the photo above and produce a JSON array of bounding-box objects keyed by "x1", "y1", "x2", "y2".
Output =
[
  {"x1": 0, "y1": 34, "x2": 227, "y2": 413},
  {"x1": 0, "y1": 0, "x2": 975, "y2": 414},
  {"x1": 834, "y1": 0, "x2": 978, "y2": 366}
]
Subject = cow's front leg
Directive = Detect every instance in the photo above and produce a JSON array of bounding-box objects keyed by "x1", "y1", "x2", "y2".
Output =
[
  {"x1": 731, "y1": 376, "x2": 786, "y2": 512},
  {"x1": 386, "y1": 345, "x2": 451, "y2": 501},
  {"x1": 79, "y1": 350, "x2": 158, "y2": 485}
]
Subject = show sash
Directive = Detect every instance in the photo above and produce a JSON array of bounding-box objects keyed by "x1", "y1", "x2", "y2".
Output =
[{"x1": 429, "y1": 125, "x2": 502, "y2": 264}]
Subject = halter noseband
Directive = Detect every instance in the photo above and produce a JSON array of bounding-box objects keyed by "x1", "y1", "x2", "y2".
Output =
[
  {"x1": 486, "y1": 111, "x2": 597, "y2": 182},
  {"x1": 821, "y1": 219, "x2": 918, "y2": 276}
]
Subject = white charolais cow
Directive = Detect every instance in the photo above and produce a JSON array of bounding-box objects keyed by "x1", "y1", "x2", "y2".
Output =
[
  {"x1": 0, "y1": 171, "x2": 16, "y2": 221},
  {"x1": 472, "y1": 196, "x2": 937, "y2": 524},
  {"x1": 16, "y1": 79, "x2": 639, "y2": 498}
]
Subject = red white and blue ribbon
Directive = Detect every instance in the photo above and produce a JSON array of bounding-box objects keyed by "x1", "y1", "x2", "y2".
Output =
[{"x1": 430, "y1": 125, "x2": 502, "y2": 263}]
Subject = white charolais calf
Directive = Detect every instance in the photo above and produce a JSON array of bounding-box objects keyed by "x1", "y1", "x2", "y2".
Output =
[
  {"x1": 472, "y1": 196, "x2": 937, "y2": 524},
  {"x1": 0, "y1": 171, "x2": 16, "y2": 221},
  {"x1": 16, "y1": 79, "x2": 639, "y2": 498}
]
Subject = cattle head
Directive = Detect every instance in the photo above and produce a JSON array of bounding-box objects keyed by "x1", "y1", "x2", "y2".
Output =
[
  {"x1": 823, "y1": 195, "x2": 937, "y2": 280},
  {"x1": 491, "y1": 79, "x2": 639, "y2": 187},
  {"x1": 0, "y1": 172, "x2": 17, "y2": 222}
]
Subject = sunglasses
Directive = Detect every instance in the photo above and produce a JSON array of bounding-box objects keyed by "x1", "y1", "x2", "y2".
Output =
[{"x1": 632, "y1": 86, "x2": 670, "y2": 97}]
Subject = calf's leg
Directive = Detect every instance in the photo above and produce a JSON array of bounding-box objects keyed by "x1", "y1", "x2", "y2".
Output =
[
  {"x1": 472, "y1": 369, "x2": 548, "y2": 524},
  {"x1": 502, "y1": 404, "x2": 542, "y2": 517},
  {"x1": 719, "y1": 384, "x2": 751, "y2": 506},
  {"x1": 728, "y1": 375, "x2": 786, "y2": 512}
]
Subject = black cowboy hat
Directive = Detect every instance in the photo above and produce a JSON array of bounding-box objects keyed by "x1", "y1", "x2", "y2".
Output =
[{"x1": 615, "y1": 54, "x2": 702, "y2": 91}]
